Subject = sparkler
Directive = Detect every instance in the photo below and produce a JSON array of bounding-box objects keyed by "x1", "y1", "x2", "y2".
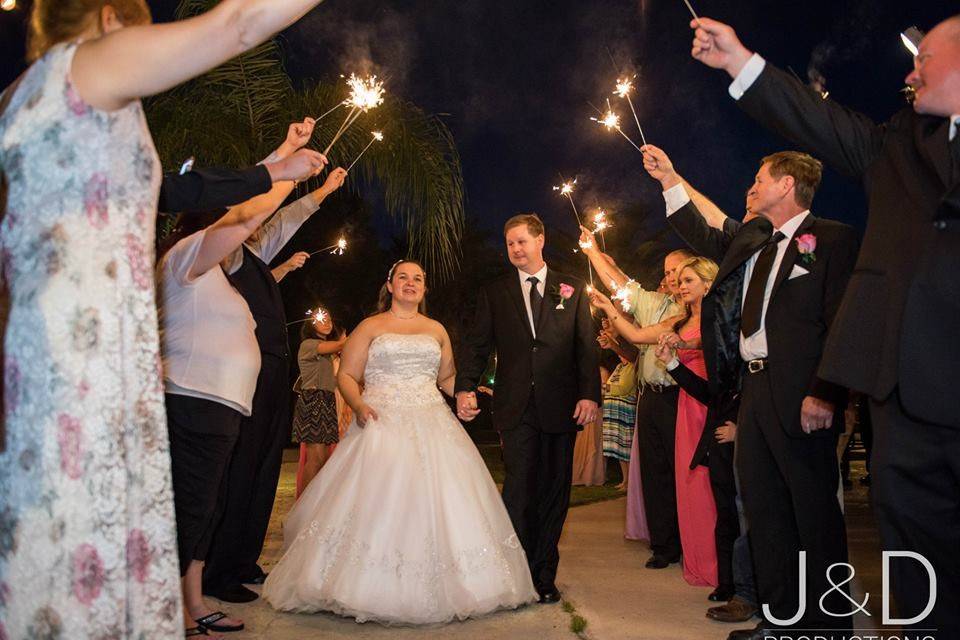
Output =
[
  {"x1": 680, "y1": 0, "x2": 700, "y2": 26},
  {"x1": 287, "y1": 307, "x2": 329, "y2": 327},
  {"x1": 593, "y1": 208, "x2": 611, "y2": 251},
  {"x1": 612, "y1": 77, "x2": 648, "y2": 146},
  {"x1": 309, "y1": 237, "x2": 348, "y2": 257},
  {"x1": 590, "y1": 101, "x2": 643, "y2": 153},
  {"x1": 611, "y1": 279, "x2": 635, "y2": 313},
  {"x1": 1, "y1": 0, "x2": 16, "y2": 11},
  {"x1": 322, "y1": 74, "x2": 385, "y2": 156},
  {"x1": 554, "y1": 178, "x2": 593, "y2": 286},
  {"x1": 346, "y1": 131, "x2": 384, "y2": 172}
]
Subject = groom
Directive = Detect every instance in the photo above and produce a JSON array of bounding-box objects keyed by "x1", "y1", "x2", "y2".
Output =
[{"x1": 456, "y1": 213, "x2": 600, "y2": 604}]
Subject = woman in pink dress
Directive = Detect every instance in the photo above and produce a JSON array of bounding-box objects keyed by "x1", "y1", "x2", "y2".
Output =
[{"x1": 589, "y1": 256, "x2": 720, "y2": 587}]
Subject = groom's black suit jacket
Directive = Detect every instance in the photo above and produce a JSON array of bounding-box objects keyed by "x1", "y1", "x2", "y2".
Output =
[
  {"x1": 736, "y1": 63, "x2": 960, "y2": 426},
  {"x1": 455, "y1": 268, "x2": 600, "y2": 434},
  {"x1": 669, "y1": 202, "x2": 858, "y2": 436}
]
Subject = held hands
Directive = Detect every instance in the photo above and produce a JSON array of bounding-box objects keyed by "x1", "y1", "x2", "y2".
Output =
[
  {"x1": 800, "y1": 396, "x2": 834, "y2": 433},
  {"x1": 715, "y1": 420, "x2": 737, "y2": 443},
  {"x1": 640, "y1": 144, "x2": 680, "y2": 188},
  {"x1": 455, "y1": 391, "x2": 480, "y2": 422},
  {"x1": 573, "y1": 399, "x2": 599, "y2": 427},
  {"x1": 356, "y1": 403, "x2": 379, "y2": 428},
  {"x1": 690, "y1": 17, "x2": 753, "y2": 78},
  {"x1": 600, "y1": 318, "x2": 620, "y2": 340},
  {"x1": 658, "y1": 331, "x2": 685, "y2": 350},
  {"x1": 654, "y1": 341, "x2": 677, "y2": 366}
]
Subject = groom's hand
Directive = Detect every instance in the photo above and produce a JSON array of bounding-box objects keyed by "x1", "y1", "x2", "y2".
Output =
[
  {"x1": 573, "y1": 399, "x2": 599, "y2": 426},
  {"x1": 456, "y1": 391, "x2": 481, "y2": 422}
]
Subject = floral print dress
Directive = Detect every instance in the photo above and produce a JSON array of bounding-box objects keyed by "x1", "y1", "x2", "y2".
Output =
[{"x1": 0, "y1": 43, "x2": 181, "y2": 638}]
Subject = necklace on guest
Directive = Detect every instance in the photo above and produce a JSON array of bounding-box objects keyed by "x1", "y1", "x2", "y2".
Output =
[{"x1": 390, "y1": 308, "x2": 417, "y2": 320}]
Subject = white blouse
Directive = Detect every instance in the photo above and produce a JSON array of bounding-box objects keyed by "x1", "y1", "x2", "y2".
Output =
[{"x1": 157, "y1": 229, "x2": 261, "y2": 416}]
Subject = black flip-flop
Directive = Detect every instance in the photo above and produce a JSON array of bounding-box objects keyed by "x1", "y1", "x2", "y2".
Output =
[
  {"x1": 195, "y1": 612, "x2": 245, "y2": 633},
  {"x1": 185, "y1": 627, "x2": 208, "y2": 637}
]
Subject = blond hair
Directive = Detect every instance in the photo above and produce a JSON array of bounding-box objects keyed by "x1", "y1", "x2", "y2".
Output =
[
  {"x1": 28, "y1": 0, "x2": 151, "y2": 61},
  {"x1": 671, "y1": 256, "x2": 719, "y2": 334}
]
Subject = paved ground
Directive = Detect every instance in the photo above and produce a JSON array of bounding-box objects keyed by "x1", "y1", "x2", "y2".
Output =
[{"x1": 219, "y1": 456, "x2": 889, "y2": 640}]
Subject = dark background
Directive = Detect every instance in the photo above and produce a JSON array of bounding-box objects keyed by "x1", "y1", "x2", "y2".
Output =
[{"x1": 1, "y1": 0, "x2": 953, "y2": 309}]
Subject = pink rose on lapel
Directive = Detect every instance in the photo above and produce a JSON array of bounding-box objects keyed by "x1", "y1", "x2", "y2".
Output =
[
  {"x1": 554, "y1": 283, "x2": 575, "y2": 309},
  {"x1": 795, "y1": 233, "x2": 817, "y2": 264}
]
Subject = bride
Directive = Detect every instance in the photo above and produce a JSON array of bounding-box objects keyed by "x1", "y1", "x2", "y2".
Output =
[{"x1": 262, "y1": 260, "x2": 538, "y2": 624}]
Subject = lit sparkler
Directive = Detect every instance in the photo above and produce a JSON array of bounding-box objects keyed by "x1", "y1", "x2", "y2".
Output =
[
  {"x1": 611, "y1": 77, "x2": 648, "y2": 146},
  {"x1": 553, "y1": 178, "x2": 594, "y2": 286},
  {"x1": 593, "y1": 208, "x2": 611, "y2": 251},
  {"x1": 309, "y1": 237, "x2": 348, "y2": 257},
  {"x1": 346, "y1": 131, "x2": 384, "y2": 172},
  {"x1": 1, "y1": 0, "x2": 16, "y2": 11},
  {"x1": 611, "y1": 279, "x2": 635, "y2": 313},
  {"x1": 287, "y1": 306, "x2": 330, "y2": 327},
  {"x1": 323, "y1": 74, "x2": 386, "y2": 155},
  {"x1": 591, "y1": 101, "x2": 642, "y2": 152}
]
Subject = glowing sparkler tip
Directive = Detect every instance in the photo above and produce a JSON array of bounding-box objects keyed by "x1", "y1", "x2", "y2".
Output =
[
  {"x1": 345, "y1": 74, "x2": 385, "y2": 112},
  {"x1": 553, "y1": 179, "x2": 577, "y2": 196},
  {"x1": 307, "y1": 307, "x2": 330, "y2": 324},
  {"x1": 614, "y1": 77, "x2": 635, "y2": 98},
  {"x1": 578, "y1": 239, "x2": 594, "y2": 250},
  {"x1": 372, "y1": 131, "x2": 384, "y2": 141}
]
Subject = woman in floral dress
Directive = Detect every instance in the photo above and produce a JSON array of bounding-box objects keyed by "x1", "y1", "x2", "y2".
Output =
[{"x1": 0, "y1": 0, "x2": 328, "y2": 637}]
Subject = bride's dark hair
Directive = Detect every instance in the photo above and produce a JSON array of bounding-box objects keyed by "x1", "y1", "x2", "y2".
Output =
[{"x1": 376, "y1": 259, "x2": 428, "y2": 315}]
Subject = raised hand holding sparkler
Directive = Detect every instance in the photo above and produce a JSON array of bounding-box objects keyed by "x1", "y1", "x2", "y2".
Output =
[{"x1": 347, "y1": 131, "x2": 384, "y2": 172}]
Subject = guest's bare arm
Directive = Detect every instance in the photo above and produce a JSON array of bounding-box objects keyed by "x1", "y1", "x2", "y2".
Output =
[{"x1": 74, "y1": 0, "x2": 327, "y2": 110}]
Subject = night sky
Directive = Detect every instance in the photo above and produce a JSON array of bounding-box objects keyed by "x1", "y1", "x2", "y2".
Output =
[{"x1": 0, "y1": 0, "x2": 954, "y2": 275}]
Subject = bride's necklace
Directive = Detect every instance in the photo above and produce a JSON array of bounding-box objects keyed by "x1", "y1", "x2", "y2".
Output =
[{"x1": 389, "y1": 308, "x2": 418, "y2": 320}]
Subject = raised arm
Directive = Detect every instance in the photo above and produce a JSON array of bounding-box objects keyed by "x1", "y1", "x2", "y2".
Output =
[
  {"x1": 73, "y1": 0, "x2": 328, "y2": 110},
  {"x1": 590, "y1": 290, "x2": 678, "y2": 345},
  {"x1": 690, "y1": 17, "x2": 883, "y2": 180},
  {"x1": 186, "y1": 150, "x2": 323, "y2": 279}
]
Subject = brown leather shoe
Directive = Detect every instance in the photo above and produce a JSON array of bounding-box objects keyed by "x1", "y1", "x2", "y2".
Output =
[{"x1": 706, "y1": 596, "x2": 758, "y2": 623}]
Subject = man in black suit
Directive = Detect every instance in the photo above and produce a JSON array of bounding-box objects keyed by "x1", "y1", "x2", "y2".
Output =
[
  {"x1": 644, "y1": 146, "x2": 858, "y2": 639},
  {"x1": 455, "y1": 213, "x2": 600, "y2": 604},
  {"x1": 690, "y1": 15, "x2": 960, "y2": 635}
]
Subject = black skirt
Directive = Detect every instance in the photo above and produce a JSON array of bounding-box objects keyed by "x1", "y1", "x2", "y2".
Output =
[{"x1": 291, "y1": 389, "x2": 339, "y2": 444}]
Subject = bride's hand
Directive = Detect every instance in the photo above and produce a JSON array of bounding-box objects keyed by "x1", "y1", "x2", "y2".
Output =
[{"x1": 356, "y1": 404, "x2": 379, "y2": 428}]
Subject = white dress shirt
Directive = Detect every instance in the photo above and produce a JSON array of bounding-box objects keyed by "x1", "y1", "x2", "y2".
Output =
[
  {"x1": 223, "y1": 192, "x2": 320, "y2": 274},
  {"x1": 518, "y1": 263, "x2": 548, "y2": 336},
  {"x1": 662, "y1": 183, "x2": 811, "y2": 360},
  {"x1": 738, "y1": 211, "x2": 810, "y2": 360}
]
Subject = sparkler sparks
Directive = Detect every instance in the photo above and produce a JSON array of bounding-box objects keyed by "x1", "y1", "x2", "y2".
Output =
[
  {"x1": 611, "y1": 77, "x2": 648, "y2": 146},
  {"x1": 287, "y1": 306, "x2": 330, "y2": 326},
  {"x1": 611, "y1": 279, "x2": 635, "y2": 313},
  {"x1": 323, "y1": 74, "x2": 386, "y2": 156},
  {"x1": 309, "y1": 237, "x2": 348, "y2": 257},
  {"x1": 591, "y1": 102, "x2": 642, "y2": 152},
  {"x1": 554, "y1": 178, "x2": 593, "y2": 286}
]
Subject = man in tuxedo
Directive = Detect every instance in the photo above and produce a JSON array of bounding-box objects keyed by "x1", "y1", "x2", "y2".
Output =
[
  {"x1": 690, "y1": 15, "x2": 960, "y2": 634},
  {"x1": 645, "y1": 146, "x2": 858, "y2": 639},
  {"x1": 455, "y1": 214, "x2": 600, "y2": 604}
]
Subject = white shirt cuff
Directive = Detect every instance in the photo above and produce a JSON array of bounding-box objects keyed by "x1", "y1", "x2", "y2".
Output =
[
  {"x1": 728, "y1": 53, "x2": 766, "y2": 100},
  {"x1": 665, "y1": 357, "x2": 680, "y2": 372},
  {"x1": 663, "y1": 183, "x2": 691, "y2": 217}
]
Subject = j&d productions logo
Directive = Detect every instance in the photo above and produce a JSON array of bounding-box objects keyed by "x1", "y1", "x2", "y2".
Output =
[{"x1": 761, "y1": 551, "x2": 938, "y2": 640}]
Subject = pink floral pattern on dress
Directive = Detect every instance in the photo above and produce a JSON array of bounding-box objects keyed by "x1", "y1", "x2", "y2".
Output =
[
  {"x1": 0, "y1": 42, "x2": 181, "y2": 638},
  {"x1": 71, "y1": 544, "x2": 104, "y2": 605},
  {"x1": 84, "y1": 173, "x2": 109, "y2": 229},
  {"x1": 126, "y1": 530, "x2": 152, "y2": 583},
  {"x1": 56, "y1": 414, "x2": 84, "y2": 480}
]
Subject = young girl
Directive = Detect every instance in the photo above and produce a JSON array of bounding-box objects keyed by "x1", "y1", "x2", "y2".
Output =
[{"x1": 292, "y1": 311, "x2": 347, "y2": 490}]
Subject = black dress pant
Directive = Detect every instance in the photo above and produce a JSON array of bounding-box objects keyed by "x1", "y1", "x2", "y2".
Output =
[
  {"x1": 636, "y1": 386, "x2": 681, "y2": 558},
  {"x1": 871, "y1": 391, "x2": 960, "y2": 637},
  {"x1": 735, "y1": 368, "x2": 848, "y2": 631},
  {"x1": 204, "y1": 353, "x2": 289, "y2": 588},
  {"x1": 500, "y1": 395, "x2": 575, "y2": 591},
  {"x1": 708, "y1": 440, "x2": 739, "y2": 591},
  {"x1": 166, "y1": 393, "x2": 242, "y2": 576}
]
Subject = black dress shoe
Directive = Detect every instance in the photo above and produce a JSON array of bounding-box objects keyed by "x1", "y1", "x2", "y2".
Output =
[
  {"x1": 203, "y1": 583, "x2": 259, "y2": 603},
  {"x1": 537, "y1": 587, "x2": 562, "y2": 604},
  {"x1": 708, "y1": 585, "x2": 736, "y2": 602},
  {"x1": 645, "y1": 554, "x2": 680, "y2": 569},
  {"x1": 243, "y1": 571, "x2": 268, "y2": 585}
]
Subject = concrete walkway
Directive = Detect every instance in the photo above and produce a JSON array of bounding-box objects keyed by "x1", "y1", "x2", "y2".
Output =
[{"x1": 221, "y1": 458, "x2": 885, "y2": 640}]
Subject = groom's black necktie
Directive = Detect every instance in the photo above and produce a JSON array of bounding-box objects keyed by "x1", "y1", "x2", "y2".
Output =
[
  {"x1": 527, "y1": 276, "x2": 542, "y2": 332},
  {"x1": 741, "y1": 231, "x2": 785, "y2": 338}
]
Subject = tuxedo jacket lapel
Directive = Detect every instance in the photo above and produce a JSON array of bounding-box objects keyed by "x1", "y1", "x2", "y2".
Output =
[
  {"x1": 770, "y1": 214, "x2": 816, "y2": 300},
  {"x1": 715, "y1": 217, "x2": 773, "y2": 285},
  {"x1": 535, "y1": 269, "x2": 560, "y2": 337},
  {"x1": 506, "y1": 272, "x2": 534, "y2": 340}
]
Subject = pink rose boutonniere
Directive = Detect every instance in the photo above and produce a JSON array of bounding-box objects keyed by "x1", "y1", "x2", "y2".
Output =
[
  {"x1": 553, "y1": 283, "x2": 575, "y2": 310},
  {"x1": 796, "y1": 233, "x2": 817, "y2": 264}
]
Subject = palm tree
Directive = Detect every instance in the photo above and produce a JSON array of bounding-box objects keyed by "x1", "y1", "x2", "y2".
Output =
[{"x1": 146, "y1": 0, "x2": 465, "y2": 282}]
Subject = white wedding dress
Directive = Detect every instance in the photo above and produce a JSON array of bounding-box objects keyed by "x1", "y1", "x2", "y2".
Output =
[{"x1": 262, "y1": 333, "x2": 538, "y2": 624}]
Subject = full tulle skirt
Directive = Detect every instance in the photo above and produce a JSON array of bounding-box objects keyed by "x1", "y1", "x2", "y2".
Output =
[{"x1": 263, "y1": 399, "x2": 538, "y2": 624}]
